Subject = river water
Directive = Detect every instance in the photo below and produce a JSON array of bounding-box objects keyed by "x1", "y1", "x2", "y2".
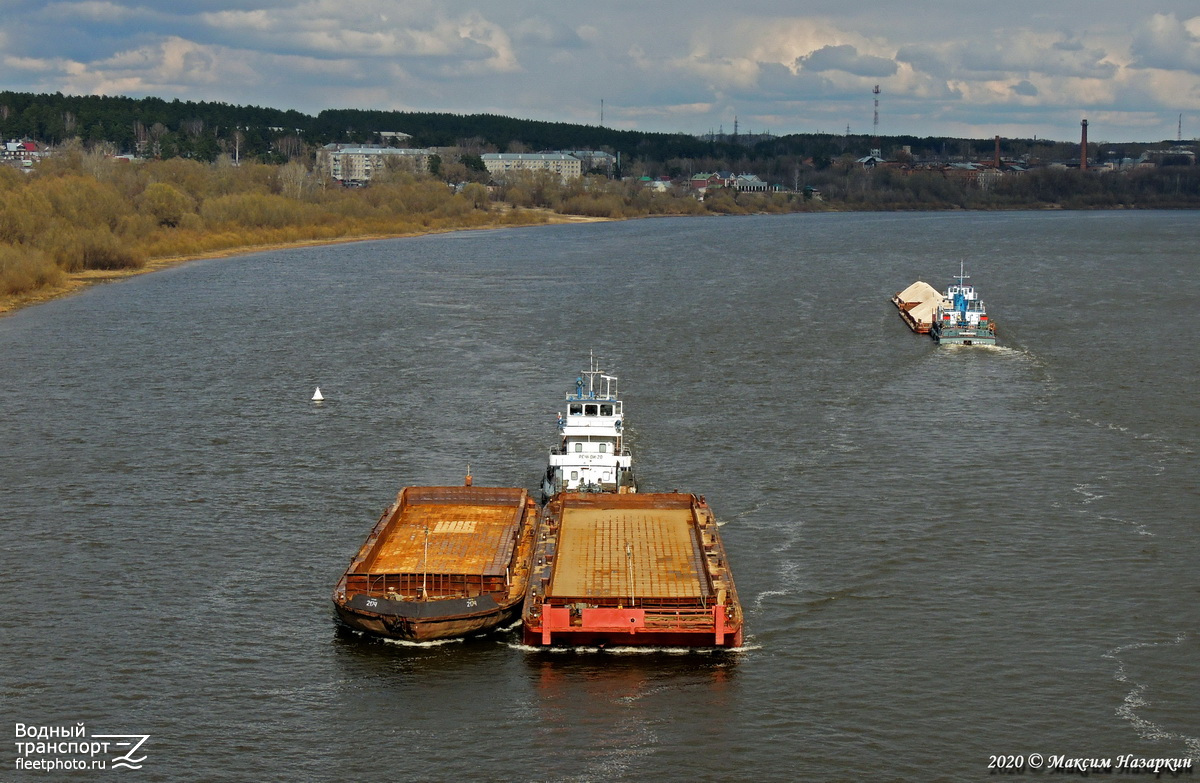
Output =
[{"x1": 1, "y1": 210, "x2": 1197, "y2": 781}]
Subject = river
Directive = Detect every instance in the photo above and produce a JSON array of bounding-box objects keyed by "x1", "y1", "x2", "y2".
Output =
[{"x1": 1, "y1": 210, "x2": 1197, "y2": 781}]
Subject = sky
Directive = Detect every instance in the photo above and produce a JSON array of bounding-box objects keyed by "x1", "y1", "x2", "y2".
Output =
[{"x1": 3, "y1": 0, "x2": 1200, "y2": 143}]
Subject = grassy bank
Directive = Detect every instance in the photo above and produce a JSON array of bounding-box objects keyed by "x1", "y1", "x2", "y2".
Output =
[
  {"x1": 12, "y1": 147, "x2": 1194, "y2": 316},
  {"x1": 0, "y1": 151, "x2": 567, "y2": 315},
  {"x1": 0, "y1": 150, "x2": 825, "y2": 315}
]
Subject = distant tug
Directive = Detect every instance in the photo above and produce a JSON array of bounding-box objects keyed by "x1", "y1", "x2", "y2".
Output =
[
  {"x1": 931, "y1": 263, "x2": 996, "y2": 346},
  {"x1": 893, "y1": 263, "x2": 997, "y2": 346},
  {"x1": 541, "y1": 356, "x2": 637, "y2": 502}
]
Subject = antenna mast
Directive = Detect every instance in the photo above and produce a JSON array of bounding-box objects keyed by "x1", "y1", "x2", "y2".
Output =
[{"x1": 872, "y1": 85, "x2": 881, "y2": 153}]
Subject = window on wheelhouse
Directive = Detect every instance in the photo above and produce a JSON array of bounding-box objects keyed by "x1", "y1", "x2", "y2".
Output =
[
  {"x1": 569, "y1": 403, "x2": 583, "y2": 415},
  {"x1": 599, "y1": 404, "x2": 613, "y2": 416},
  {"x1": 585, "y1": 404, "x2": 598, "y2": 415},
  {"x1": 574, "y1": 443, "x2": 583, "y2": 453},
  {"x1": 598, "y1": 443, "x2": 607, "y2": 453}
]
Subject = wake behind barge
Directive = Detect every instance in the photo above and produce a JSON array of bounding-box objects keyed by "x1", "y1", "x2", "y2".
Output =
[
  {"x1": 334, "y1": 484, "x2": 537, "y2": 641},
  {"x1": 522, "y1": 492, "x2": 743, "y2": 648}
]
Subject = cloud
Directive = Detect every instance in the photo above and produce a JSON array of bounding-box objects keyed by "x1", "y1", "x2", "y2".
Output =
[
  {"x1": 1130, "y1": 13, "x2": 1200, "y2": 72},
  {"x1": 1012, "y1": 80, "x2": 1039, "y2": 97},
  {"x1": 509, "y1": 17, "x2": 583, "y2": 48},
  {"x1": 897, "y1": 31, "x2": 1116, "y2": 81},
  {"x1": 195, "y1": 5, "x2": 520, "y2": 73},
  {"x1": 3, "y1": 2, "x2": 1200, "y2": 141},
  {"x1": 796, "y1": 44, "x2": 897, "y2": 77},
  {"x1": 42, "y1": 1, "x2": 138, "y2": 23}
]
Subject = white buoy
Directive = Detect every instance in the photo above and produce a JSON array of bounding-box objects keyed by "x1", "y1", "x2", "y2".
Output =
[{"x1": 312, "y1": 387, "x2": 324, "y2": 402}]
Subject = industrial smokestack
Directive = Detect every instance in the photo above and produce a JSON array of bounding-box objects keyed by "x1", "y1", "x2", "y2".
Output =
[
  {"x1": 994, "y1": 136, "x2": 1001, "y2": 169},
  {"x1": 1081, "y1": 119, "x2": 1089, "y2": 170}
]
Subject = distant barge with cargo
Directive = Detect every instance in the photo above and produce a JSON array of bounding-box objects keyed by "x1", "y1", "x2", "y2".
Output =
[
  {"x1": 893, "y1": 264, "x2": 997, "y2": 345},
  {"x1": 333, "y1": 483, "x2": 537, "y2": 641},
  {"x1": 891, "y1": 280, "x2": 942, "y2": 334}
]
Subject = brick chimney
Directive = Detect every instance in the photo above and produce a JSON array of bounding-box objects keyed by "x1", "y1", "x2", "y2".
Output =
[{"x1": 1080, "y1": 119, "x2": 1089, "y2": 170}]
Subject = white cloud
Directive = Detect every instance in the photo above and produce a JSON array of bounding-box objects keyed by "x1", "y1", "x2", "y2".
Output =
[
  {"x1": 1131, "y1": 13, "x2": 1200, "y2": 72},
  {"x1": 797, "y1": 44, "x2": 897, "y2": 77},
  {"x1": 5, "y1": 1, "x2": 1200, "y2": 140},
  {"x1": 43, "y1": 1, "x2": 137, "y2": 22}
]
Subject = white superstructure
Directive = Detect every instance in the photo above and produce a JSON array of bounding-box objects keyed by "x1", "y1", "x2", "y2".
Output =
[
  {"x1": 541, "y1": 356, "x2": 637, "y2": 500},
  {"x1": 931, "y1": 261, "x2": 997, "y2": 345}
]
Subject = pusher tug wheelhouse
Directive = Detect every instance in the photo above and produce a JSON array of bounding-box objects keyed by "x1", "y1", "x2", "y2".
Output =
[
  {"x1": 541, "y1": 356, "x2": 637, "y2": 502},
  {"x1": 931, "y1": 262, "x2": 997, "y2": 346}
]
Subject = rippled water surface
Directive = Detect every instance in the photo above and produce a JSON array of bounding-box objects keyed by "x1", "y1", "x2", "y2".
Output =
[{"x1": 2, "y1": 211, "x2": 1197, "y2": 781}]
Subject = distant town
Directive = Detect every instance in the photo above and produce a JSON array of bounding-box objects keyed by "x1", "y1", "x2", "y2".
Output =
[{"x1": 2, "y1": 91, "x2": 1197, "y2": 205}]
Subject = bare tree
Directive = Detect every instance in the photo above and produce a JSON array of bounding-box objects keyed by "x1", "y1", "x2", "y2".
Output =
[{"x1": 277, "y1": 161, "x2": 309, "y2": 199}]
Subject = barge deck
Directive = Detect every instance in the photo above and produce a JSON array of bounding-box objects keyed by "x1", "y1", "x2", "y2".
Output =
[
  {"x1": 334, "y1": 484, "x2": 537, "y2": 642},
  {"x1": 522, "y1": 492, "x2": 743, "y2": 648}
]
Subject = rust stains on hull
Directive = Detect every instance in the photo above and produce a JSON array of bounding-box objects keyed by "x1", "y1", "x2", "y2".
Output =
[{"x1": 333, "y1": 485, "x2": 537, "y2": 642}]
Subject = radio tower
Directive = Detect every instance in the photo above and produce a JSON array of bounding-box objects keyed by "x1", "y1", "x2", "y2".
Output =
[{"x1": 872, "y1": 85, "x2": 881, "y2": 155}]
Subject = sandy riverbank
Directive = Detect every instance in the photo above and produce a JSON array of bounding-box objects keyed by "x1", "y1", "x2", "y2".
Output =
[{"x1": 0, "y1": 212, "x2": 609, "y2": 318}]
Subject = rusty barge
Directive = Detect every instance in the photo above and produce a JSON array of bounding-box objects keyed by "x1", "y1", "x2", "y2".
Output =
[
  {"x1": 333, "y1": 483, "x2": 537, "y2": 642},
  {"x1": 521, "y1": 492, "x2": 743, "y2": 648}
]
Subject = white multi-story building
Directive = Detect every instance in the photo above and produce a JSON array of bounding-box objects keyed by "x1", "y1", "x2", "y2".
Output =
[
  {"x1": 318, "y1": 144, "x2": 431, "y2": 183},
  {"x1": 559, "y1": 150, "x2": 616, "y2": 173},
  {"x1": 480, "y1": 153, "x2": 583, "y2": 182}
]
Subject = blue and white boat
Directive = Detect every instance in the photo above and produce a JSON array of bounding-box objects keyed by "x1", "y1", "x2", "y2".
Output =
[
  {"x1": 932, "y1": 263, "x2": 997, "y2": 346},
  {"x1": 541, "y1": 355, "x2": 637, "y2": 501}
]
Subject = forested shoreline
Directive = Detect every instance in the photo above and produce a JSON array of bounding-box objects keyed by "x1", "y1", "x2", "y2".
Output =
[
  {"x1": 5, "y1": 148, "x2": 1200, "y2": 313},
  {"x1": 3, "y1": 107, "x2": 1200, "y2": 313},
  {"x1": 0, "y1": 148, "x2": 538, "y2": 310},
  {"x1": 0, "y1": 146, "x2": 818, "y2": 311}
]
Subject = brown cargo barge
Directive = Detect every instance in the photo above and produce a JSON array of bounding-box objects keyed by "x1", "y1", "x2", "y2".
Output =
[
  {"x1": 334, "y1": 484, "x2": 537, "y2": 642},
  {"x1": 522, "y1": 492, "x2": 743, "y2": 648}
]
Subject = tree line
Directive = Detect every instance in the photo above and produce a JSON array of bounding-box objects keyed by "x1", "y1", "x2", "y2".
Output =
[
  {"x1": 0, "y1": 141, "x2": 826, "y2": 303},
  {"x1": 4, "y1": 92, "x2": 1200, "y2": 305},
  {"x1": 9, "y1": 90, "x2": 1186, "y2": 179},
  {"x1": 0, "y1": 144, "x2": 546, "y2": 300}
]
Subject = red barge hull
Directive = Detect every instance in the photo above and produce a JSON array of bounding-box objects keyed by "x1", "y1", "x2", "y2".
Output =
[{"x1": 522, "y1": 492, "x2": 743, "y2": 648}]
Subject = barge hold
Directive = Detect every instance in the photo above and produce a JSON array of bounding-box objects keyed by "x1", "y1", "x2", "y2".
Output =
[
  {"x1": 334, "y1": 483, "x2": 537, "y2": 642},
  {"x1": 522, "y1": 492, "x2": 743, "y2": 648},
  {"x1": 891, "y1": 280, "x2": 942, "y2": 334}
]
